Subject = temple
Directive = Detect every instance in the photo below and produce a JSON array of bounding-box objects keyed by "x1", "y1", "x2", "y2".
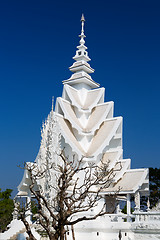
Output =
[{"x1": 1, "y1": 15, "x2": 160, "y2": 240}]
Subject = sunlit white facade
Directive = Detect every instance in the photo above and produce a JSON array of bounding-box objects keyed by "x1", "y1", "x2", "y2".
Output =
[{"x1": 1, "y1": 15, "x2": 160, "y2": 240}]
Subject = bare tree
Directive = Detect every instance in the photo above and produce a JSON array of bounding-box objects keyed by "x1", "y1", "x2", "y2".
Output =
[
  {"x1": 16, "y1": 151, "x2": 121, "y2": 240},
  {"x1": 17, "y1": 150, "x2": 120, "y2": 240}
]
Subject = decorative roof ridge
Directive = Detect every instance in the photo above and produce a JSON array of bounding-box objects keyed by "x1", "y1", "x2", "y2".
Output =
[{"x1": 62, "y1": 84, "x2": 104, "y2": 111}]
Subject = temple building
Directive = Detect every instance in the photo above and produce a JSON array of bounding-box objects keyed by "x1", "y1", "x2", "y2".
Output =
[{"x1": 1, "y1": 15, "x2": 160, "y2": 240}]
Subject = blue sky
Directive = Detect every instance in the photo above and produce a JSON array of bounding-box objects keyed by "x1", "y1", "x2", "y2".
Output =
[{"x1": 0, "y1": 0, "x2": 160, "y2": 195}]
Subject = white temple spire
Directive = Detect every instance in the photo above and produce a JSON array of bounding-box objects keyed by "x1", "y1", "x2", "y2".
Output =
[{"x1": 62, "y1": 15, "x2": 100, "y2": 89}]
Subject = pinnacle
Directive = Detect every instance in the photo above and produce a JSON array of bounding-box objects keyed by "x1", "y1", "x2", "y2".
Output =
[{"x1": 81, "y1": 14, "x2": 85, "y2": 22}]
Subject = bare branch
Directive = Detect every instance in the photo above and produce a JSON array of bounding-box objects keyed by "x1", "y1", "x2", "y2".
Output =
[{"x1": 17, "y1": 150, "x2": 120, "y2": 240}]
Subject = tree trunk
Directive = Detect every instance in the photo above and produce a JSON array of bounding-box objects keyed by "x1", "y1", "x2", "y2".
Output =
[
  {"x1": 21, "y1": 217, "x2": 37, "y2": 240},
  {"x1": 64, "y1": 232, "x2": 67, "y2": 240},
  {"x1": 60, "y1": 225, "x2": 65, "y2": 240},
  {"x1": 71, "y1": 225, "x2": 75, "y2": 240}
]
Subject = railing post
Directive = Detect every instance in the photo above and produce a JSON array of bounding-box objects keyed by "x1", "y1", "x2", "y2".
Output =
[
  {"x1": 127, "y1": 194, "x2": 131, "y2": 222},
  {"x1": 134, "y1": 191, "x2": 140, "y2": 212}
]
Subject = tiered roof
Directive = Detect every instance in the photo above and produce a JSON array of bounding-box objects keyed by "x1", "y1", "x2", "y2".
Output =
[{"x1": 18, "y1": 15, "x2": 149, "y2": 197}]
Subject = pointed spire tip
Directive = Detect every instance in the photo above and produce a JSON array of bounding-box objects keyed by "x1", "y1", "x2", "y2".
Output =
[{"x1": 81, "y1": 14, "x2": 85, "y2": 22}]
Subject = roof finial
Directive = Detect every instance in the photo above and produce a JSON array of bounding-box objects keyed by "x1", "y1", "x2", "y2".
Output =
[
  {"x1": 51, "y1": 96, "x2": 54, "y2": 112},
  {"x1": 81, "y1": 14, "x2": 85, "y2": 35},
  {"x1": 80, "y1": 14, "x2": 85, "y2": 45}
]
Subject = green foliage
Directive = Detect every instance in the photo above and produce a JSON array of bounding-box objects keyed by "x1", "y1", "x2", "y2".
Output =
[
  {"x1": 31, "y1": 200, "x2": 38, "y2": 215},
  {"x1": 140, "y1": 168, "x2": 160, "y2": 209},
  {"x1": 0, "y1": 188, "x2": 14, "y2": 232},
  {"x1": 121, "y1": 204, "x2": 127, "y2": 214},
  {"x1": 31, "y1": 200, "x2": 38, "y2": 222},
  {"x1": 149, "y1": 167, "x2": 160, "y2": 208},
  {"x1": 121, "y1": 204, "x2": 134, "y2": 214}
]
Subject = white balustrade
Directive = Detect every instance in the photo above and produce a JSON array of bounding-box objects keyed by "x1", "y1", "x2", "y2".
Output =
[{"x1": 134, "y1": 211, "x2": 160, "y2": 222}]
